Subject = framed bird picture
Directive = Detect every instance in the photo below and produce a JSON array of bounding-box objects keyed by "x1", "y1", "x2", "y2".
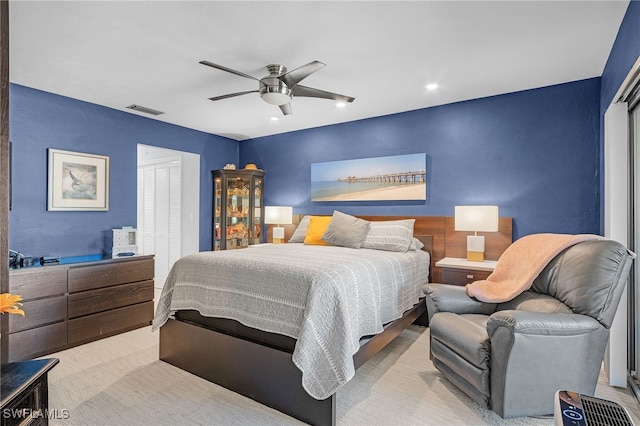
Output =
[{"x1": 47, "y1": 149, "x2": 110, "y2": 211}]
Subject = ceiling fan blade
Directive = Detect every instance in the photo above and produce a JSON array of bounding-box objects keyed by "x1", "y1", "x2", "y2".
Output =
[
  {"x1": 292, "y1": 85, "x2": 355, "y2": 103},
  {"x1": 279, "y1": 103, "x2": 292, "y2": 115},
  {"x1": 199, "y1": 60, "x2": 259, "y2": 81},
  {"x1": 281, "y1": 60, "x2": 326, "y2": 88},
  {"x1": 208, "y1": 90, "x2": 259, "y2": 102}
]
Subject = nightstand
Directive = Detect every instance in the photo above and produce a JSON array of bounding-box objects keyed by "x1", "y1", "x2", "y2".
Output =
[
  {"x1": 435, "y1": 257, "x2": 497, "y2": 286},
  {"x1": 1, "y1": 358, "x2": 60, "y2": 425}
]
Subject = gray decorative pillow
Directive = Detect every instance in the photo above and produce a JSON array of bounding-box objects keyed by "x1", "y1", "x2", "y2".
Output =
[
  {"x1": 362, "y1": 219, "x2": 415, "y2": 252},
  {"x1": 321, "y1": 211, "x2": 371, "y2": 249},
  {"x1": 288, "y1": 215, "x2": 311, "y2": 243}
]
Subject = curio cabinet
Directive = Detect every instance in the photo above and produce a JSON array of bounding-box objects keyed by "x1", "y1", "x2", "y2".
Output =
[{"x1": 212, "y1": 169, "x2": 264, "y2": 250}]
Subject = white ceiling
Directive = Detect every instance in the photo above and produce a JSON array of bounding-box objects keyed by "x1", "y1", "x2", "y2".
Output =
[{"x1": 9, "y1": 1, "x2": 629, "y2": 141}]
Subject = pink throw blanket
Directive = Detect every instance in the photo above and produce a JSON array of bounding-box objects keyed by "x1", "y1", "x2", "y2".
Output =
[{"x1": 466, "y1": 233, "x2": 604, "y2": 303}]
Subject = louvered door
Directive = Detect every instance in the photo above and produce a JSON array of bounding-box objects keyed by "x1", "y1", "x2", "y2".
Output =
[{"x1": 137, "y1": 158, "x2": 181, "y2": 284}]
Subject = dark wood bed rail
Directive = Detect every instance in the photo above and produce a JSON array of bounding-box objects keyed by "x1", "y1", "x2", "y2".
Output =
[{"x1": 160, "y1": 301, "x2": 426, "y2": 426}]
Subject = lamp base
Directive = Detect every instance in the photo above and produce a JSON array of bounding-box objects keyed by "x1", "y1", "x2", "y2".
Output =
[
  {"x1": 272, "y1": 226, "x2": 285, "y2": 244},
  {"x1": 466, "y1": 235, "x2": 485, "y2": 262},
  {"x1": 466, "y1": 251, "x2": 484, "y2": 262}
]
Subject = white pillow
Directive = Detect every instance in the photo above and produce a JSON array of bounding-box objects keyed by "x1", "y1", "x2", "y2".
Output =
[
  {"x1": 408, "y1": 237, "x2": 425, "y2": 251},
  {"x1": 362, "y1": 219, "x2": 415, "y2": 252}
]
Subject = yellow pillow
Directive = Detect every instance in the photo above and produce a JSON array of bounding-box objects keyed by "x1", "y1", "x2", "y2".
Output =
[{"x1": 303, "y1": 216, "x2": 333, "y2": 245}]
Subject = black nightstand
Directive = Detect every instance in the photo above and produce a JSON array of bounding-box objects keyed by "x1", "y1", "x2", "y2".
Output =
[{"x1": 1, "y1": 358, "x2": 59, "y2": 426}]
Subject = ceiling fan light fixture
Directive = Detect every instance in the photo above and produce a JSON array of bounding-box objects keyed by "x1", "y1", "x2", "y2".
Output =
[
  {"x1": 261, "y1": 91, "x2": 292, "y2": 106},
  {"x1": 259, "y1": 75, "x2": 292, "y2": 106}
]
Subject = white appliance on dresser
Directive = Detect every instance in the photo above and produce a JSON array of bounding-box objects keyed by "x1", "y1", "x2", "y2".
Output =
[{"x1": 111, "y1": 228, "x2": 138, "y2": 258}]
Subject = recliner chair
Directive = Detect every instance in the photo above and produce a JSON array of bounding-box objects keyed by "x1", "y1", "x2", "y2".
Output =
[{"x1": 423, "y1": 239, "x2": 635, "y2": 418}]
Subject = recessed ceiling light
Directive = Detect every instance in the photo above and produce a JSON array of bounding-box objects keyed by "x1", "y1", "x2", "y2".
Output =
[
  {"x1": 270, "y1": 116, "x2": 279, "y2": 121},
  {"x1": 426, "y1": 83, "x2": 439, "y2": 91},
  {"x1": 336, "y1": 102, "x2": 346, "y2": 108}
]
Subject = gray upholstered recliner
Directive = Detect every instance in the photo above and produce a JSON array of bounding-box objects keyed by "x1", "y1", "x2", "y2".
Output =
[{"x1": 424, "y1": 239, "x2": 635, "y2": 418}]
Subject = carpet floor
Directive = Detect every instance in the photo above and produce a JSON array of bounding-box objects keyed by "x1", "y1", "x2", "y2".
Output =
[{"x1": 44, "y1": 324, "x2": 640, "y2": 425}]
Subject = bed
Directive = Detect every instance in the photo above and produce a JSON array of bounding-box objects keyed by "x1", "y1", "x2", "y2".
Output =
[{"x1": 152, "y1": 215, "x2": 438, "y2": 425}]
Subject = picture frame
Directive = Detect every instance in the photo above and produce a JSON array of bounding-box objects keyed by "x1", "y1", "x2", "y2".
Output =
[
  {"x1": 311, "y1": 153, "x2": 426, "y2": 202},
  {"x1": 9, "y1": 141, "x2": 11, "y2": 210},
  {"x1": 47, "y1": 148, "x2": 110, "y2": 211}
]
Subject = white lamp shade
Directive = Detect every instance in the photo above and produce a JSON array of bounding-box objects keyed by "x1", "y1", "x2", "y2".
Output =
[
  {"x1": 261, "y1": 92, "x2": 291, "y2": 106},
  {"x1": 265, "y1": 206, "x2": 293, "y2": 225},
  {"x1": 454, "y1": 205, "x2": 499, "y2": 232}
]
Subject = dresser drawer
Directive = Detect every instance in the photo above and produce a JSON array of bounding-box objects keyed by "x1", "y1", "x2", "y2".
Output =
[
  {"x1": 68, "y1": 258, "x2": 154, "y2": 292},
  {"x1": 8, "y1": 322, "x2": 67, "y2": 362},
  {"x1": 8, "y1": 295, "x2": 67, "y2": 333},
  {"x1": 441, "y1": 269, "x2": 492, "y2": 286},
  {"x1": 68, "y1": 280, "x2": 154, "y2": 318},
  {"x1": 68, "y1": 301, "x2": 153, "y2": 346},
  {"x1": 9, "y1": 267, "x2": 67, "y2": 300}
]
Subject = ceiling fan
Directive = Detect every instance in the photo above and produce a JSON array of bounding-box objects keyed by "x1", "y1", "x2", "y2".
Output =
[{"x1": 199, "y1": 60, "x2": 355, "y2": 116}]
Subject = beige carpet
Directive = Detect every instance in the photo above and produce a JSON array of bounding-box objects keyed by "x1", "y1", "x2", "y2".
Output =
[{"x1": 44, "y1": 324, "x2": 640, "y2": 425}]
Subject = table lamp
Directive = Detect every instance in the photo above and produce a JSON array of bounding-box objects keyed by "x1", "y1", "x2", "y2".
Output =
[
  {"x1": 454, "y1": 205, "x2": 499, "y2": 262},
  {"x1": 265, "y1": 206, "x2": 293, "y2": 244}
]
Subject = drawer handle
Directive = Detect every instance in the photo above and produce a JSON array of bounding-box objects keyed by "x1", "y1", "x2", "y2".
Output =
[{"x1": 467, "y1": 275, "x2": 474, "y2": 279}]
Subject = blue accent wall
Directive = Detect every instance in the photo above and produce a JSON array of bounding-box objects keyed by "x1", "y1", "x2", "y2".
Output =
[
  {"x1": 240, "y1": 78, "x2": 601, "y2": 240},
  {"x1": 9, "y1": 84, "x2": 238, "y2": 257}
]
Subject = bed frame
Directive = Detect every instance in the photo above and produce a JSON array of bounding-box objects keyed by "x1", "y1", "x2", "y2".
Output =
[
  {"x1": 160, "y1": 301, "x2": 425, "y2": 426},
  {"x1": 159, "y1": 216, "x2": 512, "y2": 425}
]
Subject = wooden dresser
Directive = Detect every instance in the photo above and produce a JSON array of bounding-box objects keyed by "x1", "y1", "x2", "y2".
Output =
[{"x1": 7, "y1": 255, "x2": 154, "y2": 362}]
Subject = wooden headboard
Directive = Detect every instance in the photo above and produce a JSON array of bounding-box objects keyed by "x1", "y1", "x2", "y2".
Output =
[{"x1": 267, "y1": 215, "x2": 513, "y2": 283}]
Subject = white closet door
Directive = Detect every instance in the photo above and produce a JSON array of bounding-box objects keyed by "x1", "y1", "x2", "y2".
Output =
[{"x1": 137, "y1": 158, "x2": 181, "y2": 285}]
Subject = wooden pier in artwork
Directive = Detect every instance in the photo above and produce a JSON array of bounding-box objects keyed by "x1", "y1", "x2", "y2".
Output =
[{"x1": 337, "y1": 170, "x2": 426, "y2": 184}]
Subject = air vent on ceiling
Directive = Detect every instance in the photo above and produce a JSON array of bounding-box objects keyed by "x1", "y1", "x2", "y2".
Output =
[{"x1": 126, "y1": 104, "x2": 165, "y2": 116}]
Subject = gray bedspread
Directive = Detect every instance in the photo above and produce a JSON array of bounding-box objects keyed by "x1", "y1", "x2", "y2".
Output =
[{"x1": 152, "y1": 243, "x2": 429, "y2": 399}]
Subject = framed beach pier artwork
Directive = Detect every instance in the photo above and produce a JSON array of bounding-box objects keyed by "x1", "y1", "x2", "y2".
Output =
[{"x1": 311, "y1": 153, "x2": 426, "y2": 202}]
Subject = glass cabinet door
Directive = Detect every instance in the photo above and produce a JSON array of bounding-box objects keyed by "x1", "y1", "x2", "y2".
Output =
[
  {"x1": 213, "y1": 176, "x2": 222, "y2": 250},
  {"x1": 212, "y1": 169, "x2": 264, "y2": 250},
  {"x1": 253, "y1": 177, "x2": 263, "y2": 245}
]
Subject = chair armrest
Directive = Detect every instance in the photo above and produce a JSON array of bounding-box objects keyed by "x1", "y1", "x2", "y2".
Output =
[
  {"x1": 423, "y1": 284, "x2": 497, "y2": 320},
  {"x1": 487, "y1": 310, "x2": 602, "y2": 337},
  {"x1": 487, "y1": 310, "x2": 608, "y2": 418}
]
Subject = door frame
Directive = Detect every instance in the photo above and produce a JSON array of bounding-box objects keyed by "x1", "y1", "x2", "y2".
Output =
[{"x1": 604, "y1": 55, "x2": 640, "y2": 387}]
